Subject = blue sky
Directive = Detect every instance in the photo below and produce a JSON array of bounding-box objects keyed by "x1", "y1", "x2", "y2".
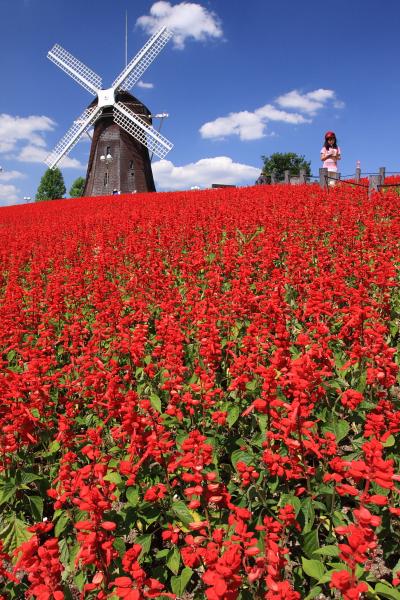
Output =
[{"x1": 0, "y1": 0, "x2": 399, "y2": 205}]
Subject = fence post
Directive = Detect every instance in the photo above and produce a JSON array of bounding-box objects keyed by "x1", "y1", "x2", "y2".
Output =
[
  {"x1": 271, "y1": 170, "x2": 277, "y2": 184},
  {"x1": 319, "y1": 168, "x2": 328, "y2": 189},
  {"x1": 329, "y1": 172, "x2": 340, "y2": 186},
  {"x1": 299, "y1": 169, "x2": 306, "y2": 184},
  {"x1": 379, "y1": 167, "x2": 385, "y2": 187},
  {"x1": 355, "y1": 167, "x2": 361, "y2": 182},
  {"x1": 284, "y1": 170, "x2": 290, "y2": 184},
  {"x1": 369, "y1": 175, "x2": 380, "y2": 195}
]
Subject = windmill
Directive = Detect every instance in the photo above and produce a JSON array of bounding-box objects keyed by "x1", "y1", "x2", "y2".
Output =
[{"x1": 46, "y1": 27, "x2": 173, "y2": 195}]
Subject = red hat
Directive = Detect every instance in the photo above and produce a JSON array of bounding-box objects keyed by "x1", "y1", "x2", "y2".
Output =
[{"x1": 325, "y1": 131, "x2": 336, "y2": 139}]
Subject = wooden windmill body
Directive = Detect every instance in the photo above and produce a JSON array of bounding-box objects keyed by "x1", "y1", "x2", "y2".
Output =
[
  {"x1": 45, "y1": 28, "x2": 173, "y2": 195},
  {"x1": 84, "y1": 92, "x2": 156, "y2": 195}
]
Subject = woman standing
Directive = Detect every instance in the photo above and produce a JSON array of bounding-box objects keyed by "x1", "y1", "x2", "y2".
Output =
[{"x1": 320, "y1": 131, "x2": 341, "y2": 180}]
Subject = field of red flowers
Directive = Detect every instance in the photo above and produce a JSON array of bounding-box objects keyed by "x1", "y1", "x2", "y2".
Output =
[{"x1": 0, "y1": 182, "x2": 399, "y2": 600}]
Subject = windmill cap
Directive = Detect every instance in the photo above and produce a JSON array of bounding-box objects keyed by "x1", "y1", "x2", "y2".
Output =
[{"x1": 325, "y1": 131, "x2": 336, "y2": 139}]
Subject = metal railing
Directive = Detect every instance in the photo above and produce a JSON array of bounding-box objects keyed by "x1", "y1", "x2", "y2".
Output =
[{"x1": 256, "y1": 167, "x2": 400, "y2": 196}]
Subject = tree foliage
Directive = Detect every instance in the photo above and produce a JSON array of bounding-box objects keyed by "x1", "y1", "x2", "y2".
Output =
[
  {"x1": 35, "y1": 168, "x2": 66, "y2": 202},
  {"x1": 69, "y1": 177, "x2": 86, "y2": 198},
  {"x1": 261, "y1": 152, "x2": 311, "y2": 180}
]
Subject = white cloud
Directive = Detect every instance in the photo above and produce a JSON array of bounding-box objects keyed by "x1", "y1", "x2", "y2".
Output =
[
  {"x1": 58, "y1": 156, "x2": 87, "y2": 170},
  {"x1": 0, "y1": 169, "x2": 26, "y2": 182},
  {"x1": 200, "y1": 112, "x2": 265, "y2": 141},
  {"x1": 200, "y1": 88, "x2": 344, "y2": 141},
  {"x1": 0, "y1": 141, "x2": 16, "y2": 154},
  {"x1": 276, "y1": 88, "x2": 344, "y2": 115},
  {"x1": 17, "y1": 145, "x2": 48, "y2": 163},
  {"x1": 255, "y1": 104, "x2": 310, "y2": 123},
  {"x1": 59, "y1": 156, "x2": 85, "y2": 169},
  {"x1": 59, "y1": 156, "x2": 87, "y2": 170},
  {"x1": 17, "y1": 145, "x2": 84, "y2": 169},
  {"x1": 333, "y1": 99, "x2": 346, "y2": 109},
  {"x1": 200, "y1": 104, "x2": 308, "y2": 141},
  {"x1": 0, "y1": 183, "x2": 21, "y2": 204},
  {"x1": 136, "y1": 1, "x2": 223, "y2": 49},
  {"x1": 137, "y1": 80, "x2": 154, "y2": 89},
  {"x1": 153, "y1": 156, "x2": 259, "y2": 190},
  {"x1": 0, "y1": 114, "x2": 55, "y2": 153}
]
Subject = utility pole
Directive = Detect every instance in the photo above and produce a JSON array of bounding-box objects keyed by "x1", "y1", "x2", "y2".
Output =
[{"x1": 125, "y1": 10, "x2": 128, "y2": 68}]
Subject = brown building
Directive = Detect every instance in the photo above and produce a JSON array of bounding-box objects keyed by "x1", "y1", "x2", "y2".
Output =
[{"x1": 83, "y1": 91, "x2": 156, "y2": 196}]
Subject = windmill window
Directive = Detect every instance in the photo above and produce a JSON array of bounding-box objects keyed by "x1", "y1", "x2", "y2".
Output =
[
  {"x1": 106, "y1": 146, "x2": 111, "y2": 155},
  {"x1": 129, "y1": 161, "x2": 134, "y2": 169},
  {"x1": 104, "y1": 172, "x2": 109, "y2": 186}
]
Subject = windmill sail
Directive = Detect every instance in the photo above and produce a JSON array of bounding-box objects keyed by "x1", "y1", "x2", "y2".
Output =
[
  {"x1": 112, "y1": 27, "x2": 173, "y2": 92},
  {"x1": 47, "y1": 44, "x2": 102, "y2": 96},
  {"x1": 45, "y1": 105, "x2": 102, "y2": 169},
  {"x1": 114, "y1": 102, "x2": 173, "y2": 159}
]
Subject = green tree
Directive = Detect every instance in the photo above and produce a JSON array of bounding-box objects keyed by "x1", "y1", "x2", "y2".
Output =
[
  {"x1": 69, "y1": 176, "x2": 86, "y2": 198},
  {"x1": 35, "y1": 168, "x2": 66, "y2": 202},
  {"x1": 261, "y1": 152, "x2": 311, "y2": 181}
]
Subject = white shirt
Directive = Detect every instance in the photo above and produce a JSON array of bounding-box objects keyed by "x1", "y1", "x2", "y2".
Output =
[{"x1": 321, "y1": 146, "x2": 341, "y2": 172}]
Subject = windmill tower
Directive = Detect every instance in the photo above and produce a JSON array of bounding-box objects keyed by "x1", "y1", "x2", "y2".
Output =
[{"x1": 46, "y1": 27, "x2": 173, "y2": 196}]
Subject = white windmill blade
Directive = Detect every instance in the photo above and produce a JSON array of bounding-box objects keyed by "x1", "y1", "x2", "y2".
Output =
[
  {"x1": 114, "y1": 102, "x2": 173, "y2": 159},
  {"x1": 46, "y1": 105, "x2": 102, "y2": 169},
  {"x1": 48, "y1": 44, "x2": 102, "y2": 96},
  {"x1": 112, "y1": 26, "x2": 173, "y2": 93}
]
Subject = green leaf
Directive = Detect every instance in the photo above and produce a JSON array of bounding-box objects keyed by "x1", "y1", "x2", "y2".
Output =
[
  {"x1": 382, "y1": 435, "x2": 395, "y2": 448},
  {"x1": 7, "y1": 350, "x2": 16, "y2": 362},
  {"x1": 48, "y1": 440, "x2": 61, "y2": 454},
  {"x1": 300, "y1": 497, "x2": 315, "y2": 533},
  {"x1": 166, "y1": 546, "x2": 181, "y2": 575},
  {"x1": 126, "y1": 487, "x2": 139, "y2": 507},
  {"x1": 279, "y1": 494, "x2": 302, "y2": 517},
  {"x1": 171, "y1": 501, "x2": 193, "y2": 526},
  {"x1": 301, "y1": 557, "x2": 325, "y2": 581},
  {"x1": 0, "y1": 478, "x2": 17, "y2": 505},
  {"x1": 54, "y1": 511, "x2": 70, "y2": 537},
  {"x1": 18, "y1": 472, "x2": 43, "y2": 485},
  {"x1": 171, "y1": 567, "x2": 193, "y2": 596},
  {"x1": 68, "y1": 542, "x2": 80, "y2": 571},
  {"x1": 27, "y1": 495, "x2": 44, "y2": 520},
  {"x1": 136, "y1": 533, "x2": 152, "y2": 560},
  {"x1": 375, "y1": 583, "x2": 400, "y2": 600},
  {"x1": 103, "y1": 471, "x2": 122, "y2": 484},
  {"x1": 62, "y1": 587, "x2": 75, "y2": 600},
  {"x1": 323, "y1": 419, "x2": 349, "y2": 442},
  {"x1": 356, "y1": 370, "x2": 367, "y2": 393},
  {"x1": 332, "y1": 510, "x2": 348, "y2": 527},
  {"x1": 74, "y1": 571, "x2": 85, "y2": 592},
  {"x1": 245, "y1": 379, "x2": 258, "y2": 391},
  {"x1": 0, "y1": 516, "x2": 32, "y2": 555},
  {"x1": 59, "y1": 538, "x2": 70, "y2": 569},
  {"x1": 231, "y1": 449, "x2": 252, "y2": 469},
  {"x1": 313, "y1": 545, "x2": 340, "y2": 557},
  {"x1": 257, "y1": 414, "x2": 267, "y2": 434},
  {"x1": 301, "y1": 529, "x2": 319, "y2": 558},
  {"x1": 303, "y1": 586, "x2": 322, "y2": 600},
  {"x1": 150, "y1": 394, "x2": 162, "y2": 413},
  {"x1": 113, "y1": 537, "x2": 126, "y2": 557},
  {"x1": 227, "y1": 405, "x2": 240, "y2": 427},
  {"x1": 140, "y1": 505, "x2": 161, "y2": 525}
]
